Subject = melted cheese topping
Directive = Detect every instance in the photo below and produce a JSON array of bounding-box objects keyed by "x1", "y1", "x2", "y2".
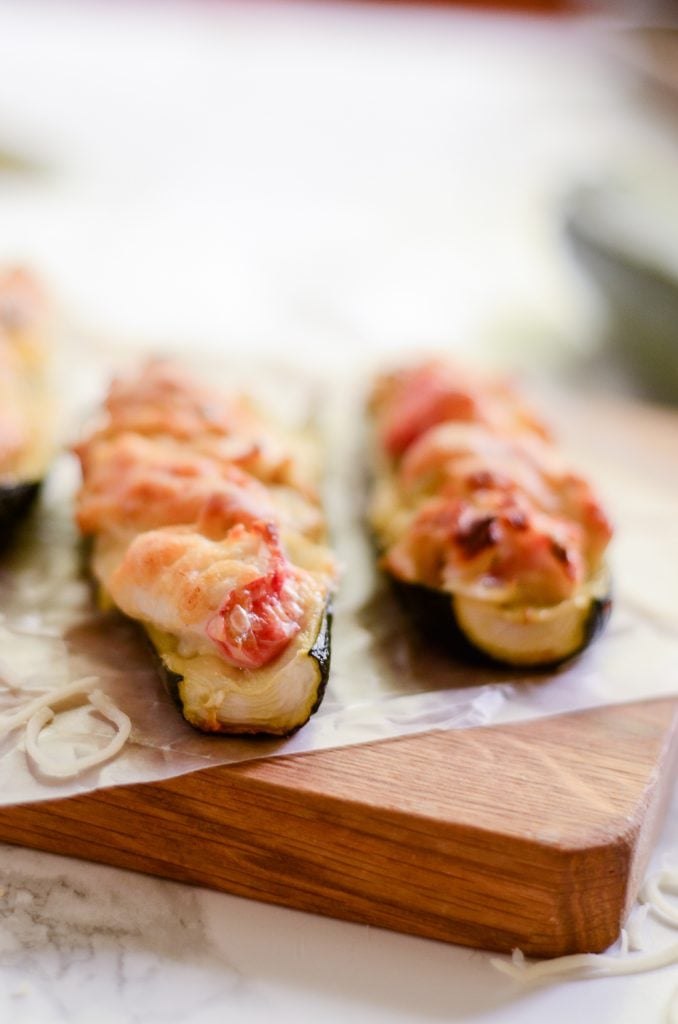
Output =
[
  {"x1": 370, "y1": 358, "x2": 551, "y2": 458},
  {"x1": 76, "y1": 432, "x2": 324, "y2": 540},
  {"x1": 76, "y1": 360, "x2": 337, "y2": 674},
  {"x1": 78, "y1": 359, "x2": 320, "y2": 497},
  {"x1": 107, "y1": 522, "x2": 321, "y2": 656},
  {"x1": 369, "y1": 361, "x2": 612, "y2": 608}
]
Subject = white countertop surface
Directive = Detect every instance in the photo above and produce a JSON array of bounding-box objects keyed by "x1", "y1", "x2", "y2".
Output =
[{"x1": 0, "y1": 1, "x2": 677, "y2": 1020}]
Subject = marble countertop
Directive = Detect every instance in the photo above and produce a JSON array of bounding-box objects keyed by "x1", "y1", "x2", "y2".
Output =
[{"x1": 0, "y1": 1, "x2": 677, "y2": 1020}]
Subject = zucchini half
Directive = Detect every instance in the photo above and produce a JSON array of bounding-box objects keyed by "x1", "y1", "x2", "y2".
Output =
[
  {"x1": 146, "y1": 601, "x2": 331, "y2": 736},
  {"x1": 91, "y1": 522, "x2": 334, "y2": 737},
  {"x1": 367, "y1": 361, "x2": 613, "y2": 670},
  {"x1": 0, "y1": 270, "x2": 52, "y2": 538},
  {"x1": 0, "y1": 427, "x2": 51, "y2": 537},
  {"x1": 391, "y1": 569, "x2": 611, "y2": 669},
  {"x1": 0, "y1": 479, "x2": 41, "y2": 536}
]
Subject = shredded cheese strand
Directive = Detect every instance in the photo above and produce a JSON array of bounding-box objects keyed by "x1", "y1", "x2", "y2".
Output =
[
  {"x1": 490, "y1": 866, "x2": 678, "y2": 997},
  {"x1": 0, "y1": 656, "x2": 32, "y2": 693},
  {"x1": 626, "y1": 904, "x2": 649, "y2": 951},
  {"x1": 0, "y1": 676, "x2": 99, "y2": 738},
  {"x1": 491, "y1": 941, "x2": 678, "y2": 983},
  {"x1": 642, "y1": 870, "x2": 678, "y2": 928},
  {"x1": 25, "y1": 688, "x2": 131, "y2": 779}
]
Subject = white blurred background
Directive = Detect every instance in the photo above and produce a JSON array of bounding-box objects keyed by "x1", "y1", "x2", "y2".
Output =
[{"x1": 1, "y1": 0, "x2": 678, "y2": 385}]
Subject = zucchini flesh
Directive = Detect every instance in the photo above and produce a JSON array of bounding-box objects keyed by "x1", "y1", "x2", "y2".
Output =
[
  {"x1": 451, "y1": 578, "x2": 610, "y2": 668},
  {"x1": 151, "y1": 602, "x2": 331, "y2": 736},
  {"x1": 391, "y1": 573, "x2": 611, "y2": 668}
]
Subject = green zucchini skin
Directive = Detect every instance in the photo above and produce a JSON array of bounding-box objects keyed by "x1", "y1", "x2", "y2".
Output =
[
  {"x1": 304, "y1": 601, "x2": 332, "y2": 720},
  {"x1": 154, "y1": 603, "x2": 332, "y2": 737},
  {"x1": 389, "y1": 578, "x2": 493, "y2": 665},
  {"x1": 0, "y1": 480, "x2": 41, "y2": 540},
  {"x1": 580, "y1": 589, "x2": 613, "y2": 654},
  {"x1": 390, "y1": 576, "x2": 611, "y2": 670}
]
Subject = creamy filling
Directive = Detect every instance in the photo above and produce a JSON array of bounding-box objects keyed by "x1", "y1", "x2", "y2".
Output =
[{"x1": 370, "y1": 362, "x2": 612, "y2": 608}]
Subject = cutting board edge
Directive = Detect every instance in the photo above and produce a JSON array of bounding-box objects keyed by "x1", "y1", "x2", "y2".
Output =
[{"x1": 0, "y1": 698, "x2": 675, "y2": 957}]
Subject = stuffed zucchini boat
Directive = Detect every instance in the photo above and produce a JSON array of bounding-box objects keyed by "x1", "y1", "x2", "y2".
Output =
[
  {"x1": 0, "y1": 268, "x2": 52, "y2": 534},
  {"x1": 368, "y1": 360, "x2": 613, "y2": 668},
  {"x1": 75, "y1": 360, "x2": 337, "y2": 735}
]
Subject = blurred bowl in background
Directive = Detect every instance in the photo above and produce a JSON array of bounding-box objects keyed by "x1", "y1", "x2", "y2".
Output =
[
  {"x1": 614, "y1": 26, "x2": 678, "y2": 105},
  {"x1": 564, "y1": 183, "x2": 678, "y2": 407}
]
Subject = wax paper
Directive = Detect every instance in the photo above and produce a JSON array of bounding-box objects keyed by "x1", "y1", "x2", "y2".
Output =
[{"x1": 0, "y1": 346, "x2": 677, "y2": 805}]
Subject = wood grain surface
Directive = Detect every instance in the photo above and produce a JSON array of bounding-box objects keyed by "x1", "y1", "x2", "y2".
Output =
[{"x1": 0, "y1": 698, "x2": 675, "y2": 957}]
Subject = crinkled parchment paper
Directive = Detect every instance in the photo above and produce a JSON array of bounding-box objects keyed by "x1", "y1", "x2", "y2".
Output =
[{"x1": 1, "y1": 346, "x2": 677, "y2": 805}]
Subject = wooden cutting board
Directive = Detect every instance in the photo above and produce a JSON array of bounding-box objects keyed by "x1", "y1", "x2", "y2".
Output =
[
  {"x1": 0, "y1": 395, "x2": 676, "y2": 958},
  {"x1": 0, "y1": 698, "x2": 675, "y2": 957}
]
